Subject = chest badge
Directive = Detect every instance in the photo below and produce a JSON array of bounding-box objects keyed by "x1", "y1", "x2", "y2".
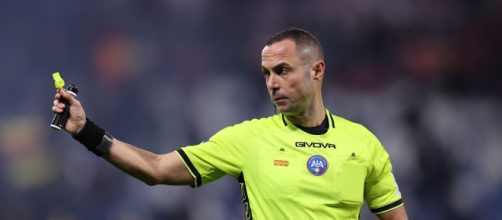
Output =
[{"x1": 307, "y1": 155, "x2": 328, "y2": 176}]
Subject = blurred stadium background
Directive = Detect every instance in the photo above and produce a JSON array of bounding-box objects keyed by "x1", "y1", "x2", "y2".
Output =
[{"x1": 1, "y1": 0, "x2": 501, "y2": 219}]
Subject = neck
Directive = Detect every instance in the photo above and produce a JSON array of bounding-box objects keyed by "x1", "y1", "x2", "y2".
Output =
[{"x1": 285, "y1": 100, "x2": 325, "y2": 127}]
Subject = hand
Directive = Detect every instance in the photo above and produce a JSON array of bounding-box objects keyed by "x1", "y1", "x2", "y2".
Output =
[{"x1": 52, "y1": 89, "x2": 87, "y2": 135}]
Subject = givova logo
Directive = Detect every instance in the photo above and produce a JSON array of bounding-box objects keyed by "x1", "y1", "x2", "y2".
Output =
[{"x1": 307, "y1": 155, "x2": 328, "y2": 176}]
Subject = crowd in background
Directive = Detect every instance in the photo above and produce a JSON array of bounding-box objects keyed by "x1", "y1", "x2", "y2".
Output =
[{"x1": 0, "y1": 0, "x2": 501, "y2": 219}]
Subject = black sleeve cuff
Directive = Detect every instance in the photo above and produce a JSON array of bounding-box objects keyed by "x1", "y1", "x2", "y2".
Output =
[
  {"x1": 371, "y1": 199, "x2": 403, "y2": 214},
  {"x1": 177, "y1": 149, "x2": 202, "y2": 188}
]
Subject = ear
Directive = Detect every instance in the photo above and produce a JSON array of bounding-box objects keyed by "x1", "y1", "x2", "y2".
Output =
[{"x1": 311, "y1": 60, "x2": 325, "y2": 80}]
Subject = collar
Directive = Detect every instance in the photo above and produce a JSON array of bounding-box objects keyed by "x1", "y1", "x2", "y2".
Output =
[{"x1": 281, "y1": 109, "x2": 335, "y2": 135}]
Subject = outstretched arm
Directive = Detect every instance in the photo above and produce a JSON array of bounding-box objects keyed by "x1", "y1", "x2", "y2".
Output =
[
  {"x1": 104, "y1": 139, "x2": 193, "y2": 185},
  {"x1": 52, "y1": 89, "x2": 194, "y2": 186}
]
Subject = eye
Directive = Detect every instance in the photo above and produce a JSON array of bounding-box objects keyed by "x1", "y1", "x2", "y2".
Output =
[
  {"x1": 273, "y1": 64, "x2": 290, "y2": 75},
  {"x1": 261, "y1": 69, "x2": 270, "y2": 78},
  {"x1": 279, "y1": 67, "x2": 288, "y2": 74}
]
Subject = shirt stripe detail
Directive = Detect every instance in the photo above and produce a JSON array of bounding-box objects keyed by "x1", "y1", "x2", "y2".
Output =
[
  {"x1": 329, "y1": 114, "x2": 335, "y2": 128},
  {"x1": 176, "y1": 149, "x2": 202, "y2": 188},
  {"x1": 281, "y1": 114, "x2": 288, "y2": 126},
  {"x1": 238, "y1": 173, "x2": 253, "y2": 220},
  {"x1": 370, "y1": 199, "x2": 403, "y2": 214}
]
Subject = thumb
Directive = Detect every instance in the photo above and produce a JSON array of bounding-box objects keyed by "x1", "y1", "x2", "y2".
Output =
[{"x1": 59, "y1": 88, "x2": 76, "y2": 104}]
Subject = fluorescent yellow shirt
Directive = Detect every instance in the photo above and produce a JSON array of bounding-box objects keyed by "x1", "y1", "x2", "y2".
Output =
[{"x1": 177, "y1": 110, "x2": 403, "y2": 219}]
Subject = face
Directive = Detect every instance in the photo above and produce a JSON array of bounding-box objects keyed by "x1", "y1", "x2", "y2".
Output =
[{"x1": 261, "y1": 39, "x2": 315, "y2": 115}]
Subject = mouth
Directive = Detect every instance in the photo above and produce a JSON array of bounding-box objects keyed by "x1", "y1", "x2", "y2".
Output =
[
  {"x1": 273, "y1": 96, "x2": 288, "y2": 103},
  {"x1": 273, "y1": 95, "x2": 286, "y2": 100}
]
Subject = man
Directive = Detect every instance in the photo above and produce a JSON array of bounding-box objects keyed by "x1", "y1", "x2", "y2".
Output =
[{"x1": 52, "y1": 28, "x2": 408, "y2": 219}]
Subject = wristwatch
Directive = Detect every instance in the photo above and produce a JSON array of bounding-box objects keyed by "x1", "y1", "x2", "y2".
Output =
[{"x1": 95, "y1": 132, "x2": 114, "y2": 156}]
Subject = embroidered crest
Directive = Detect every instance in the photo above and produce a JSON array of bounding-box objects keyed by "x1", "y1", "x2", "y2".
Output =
[{"x1": 307, "y1": 155, "x2": 328, "y2": 176}]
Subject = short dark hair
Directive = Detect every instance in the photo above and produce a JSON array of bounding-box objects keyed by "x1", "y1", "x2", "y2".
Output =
[{"x1": 265, "y1": 27, "x2": 324, "y2": 63}]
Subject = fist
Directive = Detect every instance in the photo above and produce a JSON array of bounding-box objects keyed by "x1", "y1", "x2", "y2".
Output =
[{"x1": 52, "y1": 89, "x2": 87, "y2": 135}]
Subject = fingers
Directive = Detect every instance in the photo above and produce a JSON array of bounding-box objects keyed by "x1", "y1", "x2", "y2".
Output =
[
  {"x1": 54, "y1": 89, "x2": 80, "y2": 106},
  {"x1": 52, "y1": 98, "x2": 66, "y2": 112},
  {"x1": 53, "y1": 91, "x2": 64, "y2": 112},
  {"x1": 52, "y1": 105, "x2": 64, "y2": 113},
  {"x1": 52, "y1": 89, "x2": 75, "y2": 113},
  {"x1": 59, "y1": 89, "x2": 75, "y2": 105}
]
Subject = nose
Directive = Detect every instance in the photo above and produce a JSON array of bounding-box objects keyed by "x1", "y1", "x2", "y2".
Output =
[{"x1": 266, "y1": 74, "x2": 280, "y2": 91}]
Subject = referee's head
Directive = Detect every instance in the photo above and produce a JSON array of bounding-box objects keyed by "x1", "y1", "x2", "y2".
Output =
[
  {"x1": 261, "y1": 28, "x2": 326, "y2": 116},
  {"x1": 265, "y1": 28, "x2": 324, "y2": 68}
]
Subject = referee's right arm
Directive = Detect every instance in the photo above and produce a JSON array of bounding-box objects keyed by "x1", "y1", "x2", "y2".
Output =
[
  {"x1": 103, "y1": 139, "x2": 194, "y2": 186},
  {"x1": 52, "y1": 89, "x2": 194, "y2": 186}
]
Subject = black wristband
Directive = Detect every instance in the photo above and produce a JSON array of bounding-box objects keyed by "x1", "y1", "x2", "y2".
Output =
[{"x1": 72, "y1": 118, "x2": 113, "y2": 156}]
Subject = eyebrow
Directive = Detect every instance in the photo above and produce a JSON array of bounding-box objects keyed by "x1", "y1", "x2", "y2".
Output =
[{"x1": 261, "y1": 62, "x2": 292, "y2": 74}]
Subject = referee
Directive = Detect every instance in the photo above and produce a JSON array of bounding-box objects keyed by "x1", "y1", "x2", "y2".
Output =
[{"x1": 52, "y1": 28, "x2": 408, "y2": 220}]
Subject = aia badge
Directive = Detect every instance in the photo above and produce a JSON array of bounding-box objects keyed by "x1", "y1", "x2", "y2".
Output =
[{"x1": 307, "y1": 155, "x2": 328, "y2": 176}]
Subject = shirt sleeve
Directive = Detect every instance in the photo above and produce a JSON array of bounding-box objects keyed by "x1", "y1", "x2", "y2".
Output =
[
  {"x1": 364, "y1": 138, "x2": 403, "y2": 214},
  {"x1": 176, "y1": 124, "x2": 248, "y2": 188}
]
